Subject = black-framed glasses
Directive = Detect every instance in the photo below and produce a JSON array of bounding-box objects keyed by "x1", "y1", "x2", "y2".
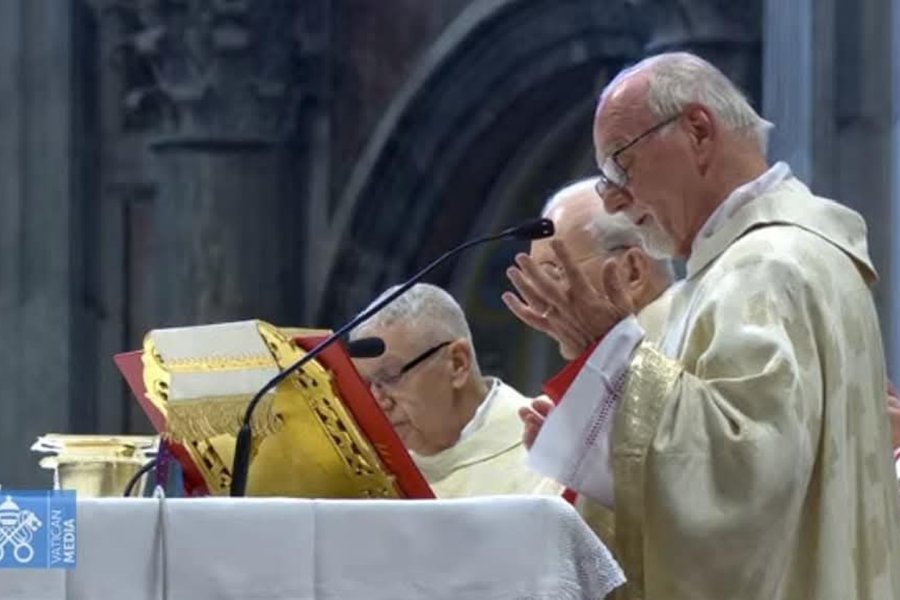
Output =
[
  {"x1": 367, "y1": 341, "x2": 452, "y2": 390},
  {"x1": 595, "y1": 114, "x2": 680, "y2": 196}
]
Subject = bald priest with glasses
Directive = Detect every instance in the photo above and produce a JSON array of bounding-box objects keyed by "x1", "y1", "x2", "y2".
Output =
[
  {"x1": 505, "y1": 52, "x2": 900, "y2": 599},
  {"x1": 350, "y1": 283, "x2": 561, "y2": 498}
]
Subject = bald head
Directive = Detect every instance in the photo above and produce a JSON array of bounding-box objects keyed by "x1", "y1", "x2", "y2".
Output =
[
  {"x1": 591, "y1": 52, "x2": 771, "y2": 257},
  {"x1": 530, "y1": 178, "x2": 674, "y2": 357},
  {"x1": 595, "y1": 52, "x2": 770, "y2": 157},
  {"x1": 349, "y1": 283, "x2": 488, "y2": 455},
  {"x1": 541, "y1": 178, "x2": 644, "y2": 253}
]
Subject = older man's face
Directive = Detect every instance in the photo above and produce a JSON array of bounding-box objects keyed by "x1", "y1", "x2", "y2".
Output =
[
  {"x1": 529, "y1": 203, "x2": 631, "y2": 358},
  {"x1": 352, "y1": 323, "x2": 467, "y2": 455},
  {"x1": 592, "y1": 80, "x2": 699, "y2": 257},
  {"x1": 529, "y1": 212, "x2": 607, "y2": 288},
  {"x1": 634, "y1": 214, "x2": 677, "y2": 259}
]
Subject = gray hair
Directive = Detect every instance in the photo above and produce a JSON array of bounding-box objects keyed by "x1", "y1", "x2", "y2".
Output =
[
  {"x1": 602, "y1": 52, "x2": 772, "y2": 154},
  {"x1": 542, "y1": 178, "x2": 675, "y2": 284},
  {"x1": 350, "y1": 282, "x2": 475, "y2": 349}
]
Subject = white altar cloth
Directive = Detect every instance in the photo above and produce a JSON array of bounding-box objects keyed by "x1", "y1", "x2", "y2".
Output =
[{"x1": 0, "y1": 495, "x2": 624, "y2": 600}]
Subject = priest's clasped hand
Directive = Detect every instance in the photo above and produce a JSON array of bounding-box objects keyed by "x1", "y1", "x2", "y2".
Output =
[
  {"x1": 518, "y1": 397, "x2": 554, "y2": 450},
  {"x1": 501, "y1": 239, "x2": 634, "y2": 359}
]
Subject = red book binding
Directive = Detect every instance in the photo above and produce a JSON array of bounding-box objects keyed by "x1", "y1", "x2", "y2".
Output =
[{"x1": 114, "y1": 350, "x2": 210, "y2": 496}]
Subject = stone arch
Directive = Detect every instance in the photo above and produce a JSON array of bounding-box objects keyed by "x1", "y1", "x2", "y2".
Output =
[{"x1": 319, "y1": 0, "x2": 645, "y2": 387}]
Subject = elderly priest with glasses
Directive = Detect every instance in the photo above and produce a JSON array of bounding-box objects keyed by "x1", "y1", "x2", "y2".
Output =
[
  {"x1": 504, "y1": 51, "x2": 900, "y2": 599},
  {"x1": 350, "y1": 283, "x2": 560, "y2": 498}
]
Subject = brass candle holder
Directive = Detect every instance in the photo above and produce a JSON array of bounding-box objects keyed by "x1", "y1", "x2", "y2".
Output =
[{"x1": 31, "y1": 434, "x2": 159, "y2": 498}]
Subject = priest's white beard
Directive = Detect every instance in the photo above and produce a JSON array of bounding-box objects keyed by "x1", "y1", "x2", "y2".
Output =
[{"x1": 638, "y1": 217, "x2": 677, "y2": 259}]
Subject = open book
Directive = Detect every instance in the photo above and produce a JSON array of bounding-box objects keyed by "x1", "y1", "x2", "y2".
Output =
[{"x1": 114, "y1": 320, "x2": 434, "y2": 499}]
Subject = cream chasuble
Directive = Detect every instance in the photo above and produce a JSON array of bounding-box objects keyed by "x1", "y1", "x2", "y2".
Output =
[
  {"x1": 575, "y1": 285, "x2": 678, "y2": 556},
  {"x1": 535, "y1": 176, "x2": 900, "y2": 599},
  {"x1": 412, "y1": 378, "x2": 562, "y2": 498}
]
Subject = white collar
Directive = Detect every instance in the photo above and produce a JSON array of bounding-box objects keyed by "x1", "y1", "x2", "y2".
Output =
[
  {"x1": 458, "y1": 377, "x2": 500, "y2": 442},
  {"x1": 693, "y1": 161, "x2": 792, "y2": 249}
]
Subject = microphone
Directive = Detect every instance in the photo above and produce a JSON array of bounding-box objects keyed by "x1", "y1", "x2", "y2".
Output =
[
  {"x1": 229, "y1": 217, "x2": 554, "y2": 496},
  {"x1": 345, "y1": 336, "x2": 386, "y2": 358}
]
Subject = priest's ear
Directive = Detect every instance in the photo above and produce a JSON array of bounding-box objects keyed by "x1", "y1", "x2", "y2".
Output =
[
  {"x1": 621, "y1": 247, "x2": 650, "y2": 297},
  {"x1": 448, "y1": 339, "x2": 475, "y2": 389}
]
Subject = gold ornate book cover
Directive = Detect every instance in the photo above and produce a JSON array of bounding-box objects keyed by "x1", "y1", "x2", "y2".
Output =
[{"x1": 114, "y1": 320, "x2": 434, "y2": 499}]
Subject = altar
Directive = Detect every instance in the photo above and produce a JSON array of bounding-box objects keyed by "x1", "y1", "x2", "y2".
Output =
[{"x1": 0, "y1": 495, "x2": 624, "y2": 600}]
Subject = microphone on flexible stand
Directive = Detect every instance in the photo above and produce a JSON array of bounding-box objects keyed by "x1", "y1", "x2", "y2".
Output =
[{"x1": 229, "y1": 217, "x2": 555, "y2": 496}]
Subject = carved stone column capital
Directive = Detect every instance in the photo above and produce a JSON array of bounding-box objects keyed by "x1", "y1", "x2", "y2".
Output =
[{"x1": 108, "y1": 0, "x2": 307, "y2": 149}]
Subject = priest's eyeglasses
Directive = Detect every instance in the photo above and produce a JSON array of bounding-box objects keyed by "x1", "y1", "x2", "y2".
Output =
[
  {"x1": 367, "y1": 341, "x2": 452, "y2": 391},
  {"x1": 595, "y1": 114, "x2": 680, "y2": 197}
]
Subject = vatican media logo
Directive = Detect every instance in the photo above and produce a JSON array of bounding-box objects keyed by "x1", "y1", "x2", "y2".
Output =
[{"x1": 0, "y1": 489, "x2": 76, "y2": 569}]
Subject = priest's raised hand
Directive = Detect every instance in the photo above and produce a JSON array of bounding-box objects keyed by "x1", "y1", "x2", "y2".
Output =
[{"x1": 501, "y1": 238, "x2": 634, "y2": 356}]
